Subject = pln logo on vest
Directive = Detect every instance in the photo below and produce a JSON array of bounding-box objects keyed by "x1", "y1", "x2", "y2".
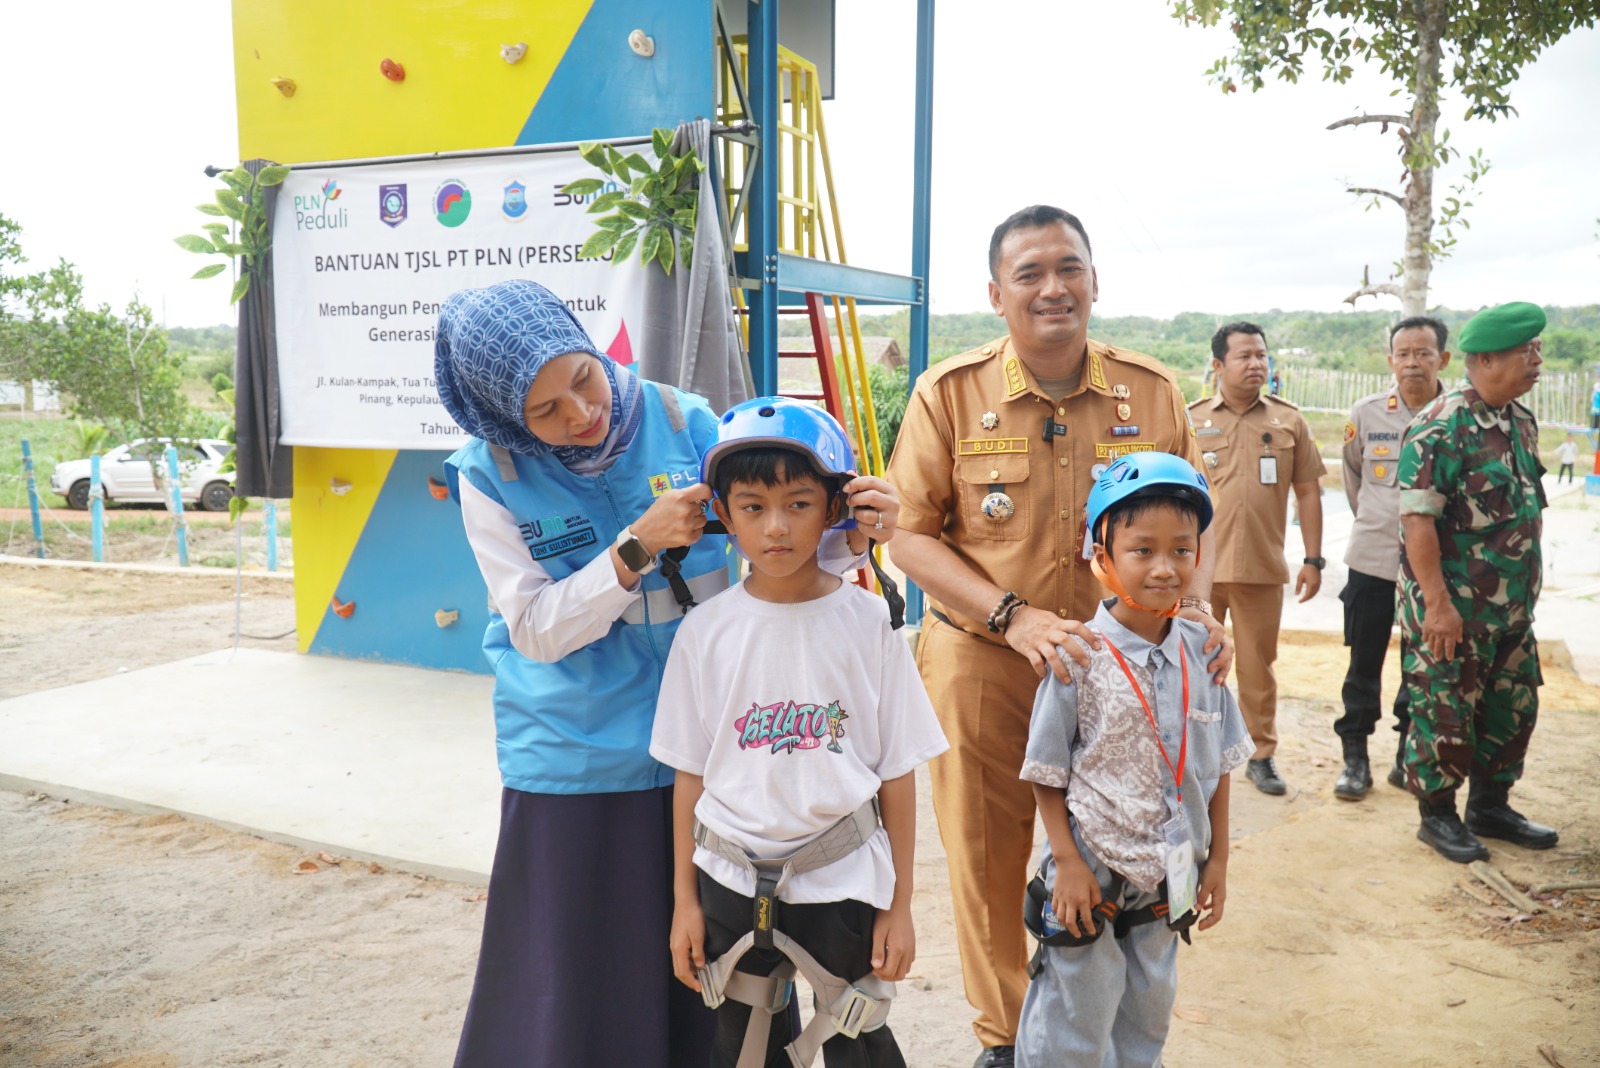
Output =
[
  {"x1": 648, "y1": 469, "x2": 698, "y2": 497},
  {"x1": 502, "y1": 180, "x2": 528, "y2": 221}
]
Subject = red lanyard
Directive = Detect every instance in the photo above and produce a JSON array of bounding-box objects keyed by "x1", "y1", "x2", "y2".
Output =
[{"x1": 1102, "y1": 637, "x2": 1189, "y2": 802}]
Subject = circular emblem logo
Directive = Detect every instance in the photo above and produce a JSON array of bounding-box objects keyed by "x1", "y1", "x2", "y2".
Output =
[{"x1": 434, "y1": 180, "x2": 472, "y2": 227}]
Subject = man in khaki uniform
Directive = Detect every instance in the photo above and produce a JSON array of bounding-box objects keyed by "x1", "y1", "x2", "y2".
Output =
[
  {"x1": 1332, "y1": 316, "x2": 1450, "y2": 800},
  {"x1": 1188, "y1": 321, "x2": 1326, "y2": 796},
  {"x1": 887, "y1": 205, "x2": 1229, "y2": 1068}
]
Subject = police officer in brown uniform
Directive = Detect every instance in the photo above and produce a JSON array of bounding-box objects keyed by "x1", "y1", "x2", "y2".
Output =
[
  {"x1": 1188, "y1": 322, "x2": 1327, "y2": 796},
  {"x1": 887, "y1": 206, "x2": 1229, "y2": 1068}
]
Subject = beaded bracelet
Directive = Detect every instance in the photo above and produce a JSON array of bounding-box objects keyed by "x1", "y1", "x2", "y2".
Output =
[
  {"x1": 986, "y1": 591, "x2": 1025, "y2": 633},
  {"x1": 994, "y1": 598, "x2": 1029, "y2": 634}
]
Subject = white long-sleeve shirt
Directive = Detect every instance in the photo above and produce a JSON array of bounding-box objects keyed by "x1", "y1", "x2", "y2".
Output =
[{"x1": 459, "y1": 477, "x2": 871, "y2": 662}]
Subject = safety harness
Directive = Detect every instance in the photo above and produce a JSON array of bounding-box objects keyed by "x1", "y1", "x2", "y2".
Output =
[
  {"x1": 1023, "y1": 867, "x2": 1196, "y2": 977},
  {"x1": 692, "y1": 798, "x2": 895, "y2": 1068}
]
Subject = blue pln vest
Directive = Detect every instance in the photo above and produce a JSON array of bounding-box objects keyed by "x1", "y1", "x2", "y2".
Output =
[{"x1": 446, "y1": 383, "x2": 729, "y2": 795}]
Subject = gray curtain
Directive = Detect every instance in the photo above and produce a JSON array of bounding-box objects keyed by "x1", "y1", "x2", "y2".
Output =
[
  {"x1": 636, "y1": 119, "x2": 750, "y2": 414},
  {"x1": 233, "y1": 159, "x2": 293, "y2": 500}
]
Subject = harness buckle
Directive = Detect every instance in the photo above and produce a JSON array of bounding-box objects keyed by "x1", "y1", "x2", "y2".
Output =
[
  {"x1": 752, "y1": 872, "x2": 780, "y2": 950},
  {"x1": 696, "y1": 966, "x2": 725, "y2": 1010},
  {"x1": 834, "y1": 988, "x2": 879, "y2": 1039}
]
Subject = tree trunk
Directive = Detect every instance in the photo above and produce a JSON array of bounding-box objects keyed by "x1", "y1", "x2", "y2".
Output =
[{"x1": 1401, "y1": 0, "x2": 1447, "y2": 317}]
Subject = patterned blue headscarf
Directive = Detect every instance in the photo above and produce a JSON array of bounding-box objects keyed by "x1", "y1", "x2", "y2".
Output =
[{"x1": 434, "y1": 279, "x2": 644, "y2": 474}]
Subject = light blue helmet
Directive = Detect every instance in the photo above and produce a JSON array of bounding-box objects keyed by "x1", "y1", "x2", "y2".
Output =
[
  {"x1": 701, "y1": 397, "x2": 857, "y2": 525},
  {"x1": 701, "y1": 396, "x2": 857, "y2": 485},
  {"x1": 1086, "y1": 452, "x2": 1213, "y2": 540}
]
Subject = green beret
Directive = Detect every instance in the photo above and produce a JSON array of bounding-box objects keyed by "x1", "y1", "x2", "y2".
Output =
[{"x1": 1459, "y1": 301, "x2": 1546, "y2": 354}]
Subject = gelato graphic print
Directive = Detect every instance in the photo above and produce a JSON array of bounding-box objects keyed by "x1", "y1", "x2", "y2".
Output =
[{"x1": 737, "y1": 700, "x2": 849, "y2": 755}]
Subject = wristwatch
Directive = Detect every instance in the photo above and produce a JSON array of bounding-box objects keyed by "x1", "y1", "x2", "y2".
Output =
[
  {"x1": 615, "y1": 527, "x2": 658, "y2": 575},
  {"x1": 1304, "y1": 557, "x2": 1327, "y2": 569}
]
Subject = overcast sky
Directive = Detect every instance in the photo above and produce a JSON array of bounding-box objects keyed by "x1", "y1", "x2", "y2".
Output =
[{"x1": 1, "y1": 2, "x2": 1595, "y2": 328}]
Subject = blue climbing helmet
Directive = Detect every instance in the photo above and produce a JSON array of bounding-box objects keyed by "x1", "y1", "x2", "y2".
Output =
[
  {"x1": 1086, "y1": 452, "x2": 1213, "y2": 542},
  {"x1": 701, "y1": 396, "x2": 857, "y2": 527}
]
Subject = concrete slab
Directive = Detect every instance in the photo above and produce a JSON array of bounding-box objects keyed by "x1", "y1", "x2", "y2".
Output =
[{"x1": 0, "y1": 649, "x2": 500, "y2": 883}]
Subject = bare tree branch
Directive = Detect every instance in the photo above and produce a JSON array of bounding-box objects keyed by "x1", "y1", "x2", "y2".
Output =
[
  {"x1": 1343, "y1": 282, "x2": 1402, "y2": 306},
  {"x1": 1327, "y1": 114, "x2": 1412, "y2": 131},
  {"x1": 1346, "y1": 186, "x2": 1408, "y2": 207}
]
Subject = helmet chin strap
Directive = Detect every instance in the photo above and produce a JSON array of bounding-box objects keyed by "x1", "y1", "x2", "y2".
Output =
[
  {"x1": 1089, "y1": 522, "x2": 1202, "y2": 621},
  {"x1": 1091, "y1": 553, "x2": 1180, "y2": 619}
]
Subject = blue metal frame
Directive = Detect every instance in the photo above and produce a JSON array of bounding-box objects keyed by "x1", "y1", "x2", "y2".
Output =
[
  {"x1": 906, "y1": 0, "x2": 936, "y2": 623},
  {"x1": 740, "y1": 0, "x2": 934, "y2": 397},
  {"x1": 746, "y1": 0, "x2": 781, "y2": 397},
  {"x1": 740, "y1": 0, "x2": 936, "y2": 621}
]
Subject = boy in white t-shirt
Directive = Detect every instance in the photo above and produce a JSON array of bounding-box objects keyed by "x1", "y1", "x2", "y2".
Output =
[{"x1": 650, "y1": 398, "x2": 948, "y2": 1068}]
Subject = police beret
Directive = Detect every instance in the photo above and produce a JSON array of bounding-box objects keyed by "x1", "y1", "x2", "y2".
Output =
[{"x1": 1458, "y1": 302, "x2": 1546, "y2": 354}]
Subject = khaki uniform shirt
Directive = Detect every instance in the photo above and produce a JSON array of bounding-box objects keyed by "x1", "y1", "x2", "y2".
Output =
[
  {"x1": 1187, "y1": 392, "x2": 1326, "y2": 585},
  {"x1": 1342, "y1": 384, "x2": 1440, "y2": 583},
  {"x1": 889, "y1": 336, "x2": 1204, "y2": 638}
]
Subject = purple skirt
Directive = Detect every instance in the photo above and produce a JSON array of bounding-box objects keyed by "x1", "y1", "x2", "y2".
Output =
[{"x1": 453, "y1": 786, "x2": 716, "y2": 1067}]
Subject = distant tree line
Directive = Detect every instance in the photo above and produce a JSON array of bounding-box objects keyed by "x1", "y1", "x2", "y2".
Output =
[{"x1": 817, "y1": 305, "x2": 1600, "y2": 376}]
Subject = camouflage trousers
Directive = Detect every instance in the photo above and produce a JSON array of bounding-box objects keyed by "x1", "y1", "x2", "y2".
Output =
[{"x1": 1401, "y1": 625, "x2": 1542, "y2": 801}]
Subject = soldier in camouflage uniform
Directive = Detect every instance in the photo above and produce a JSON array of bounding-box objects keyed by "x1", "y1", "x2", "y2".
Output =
[{"x1": 1397, "y1": 301, "x2": 1559, "y2": 863}]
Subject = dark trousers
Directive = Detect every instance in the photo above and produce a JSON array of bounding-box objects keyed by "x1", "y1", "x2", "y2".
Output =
[
  {"x1": 699, "y1": 871, "x2": 905, "y2": 1068},
  {"x1": 1558, "y1": 463, "x2": 1575, "y2": 483},
  {"x1": 454, "y1": 788, "x2": 714, "y2": 1068},
  {"x1": 1335, "y1": 569, "x2": 1413, "y2": 740}
]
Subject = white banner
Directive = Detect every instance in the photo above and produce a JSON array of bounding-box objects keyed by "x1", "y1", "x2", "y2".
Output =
[{"x1": 271, "y1": 146, "x2": 651, "y2": 449}]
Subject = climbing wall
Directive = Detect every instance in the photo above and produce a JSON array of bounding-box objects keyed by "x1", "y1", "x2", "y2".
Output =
[{"x1": 233, "y1": 0, "x2": 715, "y2": 670}]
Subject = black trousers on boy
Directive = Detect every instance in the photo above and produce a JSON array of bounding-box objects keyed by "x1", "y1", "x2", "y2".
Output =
[
  {"x1": 1335, "y1": 569, "x2": 1413, "y2": 739},
  {"x1": 699, "y1": 871, "x2": 906, "y2": 1068}
]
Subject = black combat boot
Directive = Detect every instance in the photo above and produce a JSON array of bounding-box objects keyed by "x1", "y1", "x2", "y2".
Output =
[
  {"x1": 1334, "y1": 736, "x2": 1372, "y2": 801},
  {"x1": 1465, "y1": 778, "x2": 1559, "y2": 849},
  {"x1": 1417, "y1": 796, "x2": 1490, "y2": 863},
  {"x1": 1386, "y1": 730, "x2": 1407, "y2": 789}
]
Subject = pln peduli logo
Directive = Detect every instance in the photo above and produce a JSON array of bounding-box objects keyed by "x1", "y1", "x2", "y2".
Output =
[
  {"x1": 379, "y1": 184, "x2": 407, "y2": 228},
  {"x1": 434, "y1": 180, "x2": 472, "y2": 227},
  {"x1": 502, "y1": 179, "x2": 528, "y2": 221},
  {"x1": 293, "y1": 176, "x2": 350, "y2": 231}
]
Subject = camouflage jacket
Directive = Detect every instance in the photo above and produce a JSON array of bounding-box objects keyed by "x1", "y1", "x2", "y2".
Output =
[{"x1": 1397, "y1": 386, "x2": 1546, "y2": 632}]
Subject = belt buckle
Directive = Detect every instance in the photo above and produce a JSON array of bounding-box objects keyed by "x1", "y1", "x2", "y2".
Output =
[{"x1": 834, "y1": 988, "x2": 878, "y2": 1039}]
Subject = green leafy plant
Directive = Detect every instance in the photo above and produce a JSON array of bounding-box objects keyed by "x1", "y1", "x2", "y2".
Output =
[
  {"x1": 71, "y1": 419, "x2": 109, "y2": 457},
  {"x1": 175, "y1": 164, "x2": 290, "y2": 304},
  {"x1": 561, "y1": 129, "x2": 704, "y2": 276}
]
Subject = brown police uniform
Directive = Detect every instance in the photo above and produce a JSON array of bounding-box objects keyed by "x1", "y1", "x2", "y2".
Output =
[
  {"x1": 1187, "y1": 392, "x2": 1326, "y2": 759},
  {"x1": 889, "y1": 335, "x2": 1203, "y2": 1048}
]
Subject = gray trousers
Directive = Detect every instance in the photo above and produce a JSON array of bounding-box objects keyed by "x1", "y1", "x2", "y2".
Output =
[{"x1": 1016, "y1": 833, "x2": 1179, "y2": 1068}]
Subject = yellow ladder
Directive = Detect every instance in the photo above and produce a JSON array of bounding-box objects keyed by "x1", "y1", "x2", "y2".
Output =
[{"x1": 717, "y1": 36, "x2": 886, "y2": 481}]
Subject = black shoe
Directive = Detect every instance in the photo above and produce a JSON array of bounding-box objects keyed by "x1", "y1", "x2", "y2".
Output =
[
  {"x1": 974, "y1": 1047, "x2": 1015, "y2": 1068},
  {"x1": 1465, "y1": 779, "x2": 1559, "y2": 849},
  {"x1": 1387, "y1": 729, "x2": 1408, "y2": 789},
  {"x1": 1417, "y1": 798, "x2": 1490, "y2": 863},
  {"x1": 1246, "y1": 757, "x2": 1287, "y2": 795},
  {"x1": 1334, "y1": 737, "x2": 1372, "y2": 801}
]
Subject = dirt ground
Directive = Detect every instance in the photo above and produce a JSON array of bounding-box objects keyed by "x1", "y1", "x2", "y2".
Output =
[{"x1": 1, "y1": 564, "x2": 1597, "y2": 1067}]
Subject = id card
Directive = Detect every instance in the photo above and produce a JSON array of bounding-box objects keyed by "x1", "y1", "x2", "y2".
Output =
[
  {"x1": 1163, "y1": 811, "x2": 1197, "y2": 921},
  {"x1": 1258, "y1": 454, "x2": 1278, "y2": 485}
]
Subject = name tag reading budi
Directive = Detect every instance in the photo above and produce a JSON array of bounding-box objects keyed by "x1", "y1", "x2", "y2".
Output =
[{"x1": 1258, "y1": 454, "x2": 1278, "y2": 485}]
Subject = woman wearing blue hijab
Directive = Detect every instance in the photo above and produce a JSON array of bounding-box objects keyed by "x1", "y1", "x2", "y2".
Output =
[{"x1": 436, "y1": 279, "x2": 901, "y2": 1066}]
